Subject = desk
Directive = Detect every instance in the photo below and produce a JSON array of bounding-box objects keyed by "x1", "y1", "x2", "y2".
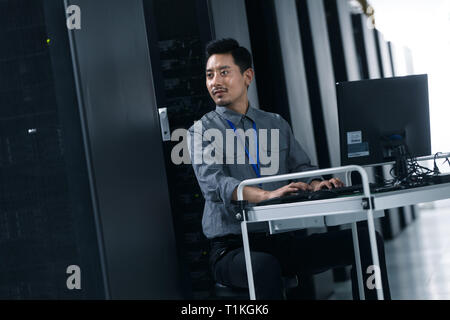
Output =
[{"x1": 236, "y1": 164, "x2": 450, "y2": 300}]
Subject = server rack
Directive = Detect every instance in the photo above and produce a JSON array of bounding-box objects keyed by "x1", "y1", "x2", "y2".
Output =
[
  {"x1": 142, "y1": 0, "x2": 215, "y2": 299},
  {"x1": 273, "y1": 0, "x2": 319, "y2": 167},
  {"x1": 0, "y1": 0, "x2": 104, "y2": 299},
  {"x1": 244, "y1": 0, "x2": 292, "y2": 124},
  {"x1": 324, "y1": 0, "x2": 361, "y2": 83},
  {"x1": 352, "y1": 13, "x2": 381, "y2": 79},
  {"x1": 374, "y1": 30, "x2": 394, "y2": 78}
]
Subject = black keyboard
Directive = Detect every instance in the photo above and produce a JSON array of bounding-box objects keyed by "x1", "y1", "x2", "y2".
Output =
[
  {"x1": 255, "y1": 183, "x2": 402, "y2": 207},
  {"x1": 333, "y1": 183, "x2": 402, "y2": 195},
  {"x1": 254, "y1": 175, "x2": 450, "y2": 207},
  {"x1": 331, "y1": 184, "x2": 374, "y2": 195},
  {"x1": 256, "y1": 189, "x2": 338, "y2": 207}
]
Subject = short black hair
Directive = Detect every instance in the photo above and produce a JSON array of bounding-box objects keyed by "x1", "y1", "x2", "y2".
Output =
[{"x1": 205, "y1": 38, "x2": 253, "y2": 74}]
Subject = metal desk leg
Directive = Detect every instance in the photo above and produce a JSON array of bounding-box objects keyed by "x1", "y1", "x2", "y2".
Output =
[
  {"x1": 366, "y1": 209, "x2": 384, "y2": 300},
  {"x1": 347, "y1": 173, "x2": 366, "y2": 299},
  {"x1": 351, "y1": 222, "x2": 365, "y2": 300},
  {"x1": 241, "y1": 221, "x2": 256, "y2": 300}
]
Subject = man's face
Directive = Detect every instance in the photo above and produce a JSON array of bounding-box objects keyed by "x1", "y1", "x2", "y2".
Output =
[{"x1": 205, "y1": 53, "x2": 253, "y2": 107}]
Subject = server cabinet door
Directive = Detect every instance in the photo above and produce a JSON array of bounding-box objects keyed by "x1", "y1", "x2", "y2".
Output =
[{"x1": 68, "y1": 0, "x2": 182, "y2": 299}]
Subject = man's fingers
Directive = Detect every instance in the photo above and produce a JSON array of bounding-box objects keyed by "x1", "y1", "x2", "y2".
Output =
[
  {"x1": 291, "y1": 182, "x2": 311, "y2": 191},
  {"x1": 316, "y1": 181, "x2": 332, "y2": 190},
  {"x1": 283, "y1": 179, "x2": 346, "y2": 194},
  {"x1": 330, "y1": 178, "x2": 345, "y2": 188},
  {"x1": 282, "y1": 186, "x2": 299, "y2": 196},
  {"x1": 286, "y1": 179, "x2": 345, "y2": 194},
  {"x1": 313, "y1": 182, "x2": 323, "y2": 191},
  {"x1": 284, "y1": 185, "x2": 299, "y2": 192},
  {"x1": 330, "y1": 179, "x2": 339, "y2": 188}
]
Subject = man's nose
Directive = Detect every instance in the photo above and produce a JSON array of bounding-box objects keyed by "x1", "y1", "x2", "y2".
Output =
[{"x1": 210, "y1": 72, "x2": 222, "y2": 86}]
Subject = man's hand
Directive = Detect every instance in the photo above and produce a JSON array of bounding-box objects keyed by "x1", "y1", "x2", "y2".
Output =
[
  {"x1": 236, "y1": 179, "x2": 345, "y2": 204},
  {"x1": 264, "y1": 182, "x2": 311, "y2": 200},
  {"x1": 310, "y1": 178, "x2": 345, "y2": 192}
]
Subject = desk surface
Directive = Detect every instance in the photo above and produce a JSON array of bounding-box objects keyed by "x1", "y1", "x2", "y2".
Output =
[{"x1": 244, "y1": 182, "x2": 450, "y2": 234}]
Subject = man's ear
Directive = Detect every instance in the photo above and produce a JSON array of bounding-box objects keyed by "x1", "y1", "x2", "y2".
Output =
[{"x1": 244, "y1": 68, "x2": 254, "y2": 87}]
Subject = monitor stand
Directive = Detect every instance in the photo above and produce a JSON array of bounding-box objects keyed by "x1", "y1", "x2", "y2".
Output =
[
  {"x1": 381, "y1": 134, "x2": 409, "y2": 184},
  {"x1": 393, "y1": 144, "x2": 409, "y2": 182}
]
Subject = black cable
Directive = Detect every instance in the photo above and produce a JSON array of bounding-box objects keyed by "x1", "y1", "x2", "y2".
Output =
[
  {"x1": 390, "y1": 146, "x2": 434, "y2": 186},
  {"x1": 443, "y1": 156, "x2": 450, "y2": 168},
  {"x1": 378, "y1": 150, "x2": 447, "y2": 188},
  {"x1": 434, "y1": 152, "x2": 442, "y2": 174}
]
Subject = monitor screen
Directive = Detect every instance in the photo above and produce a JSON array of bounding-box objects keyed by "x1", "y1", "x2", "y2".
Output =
[{"x1": 337, "y1": 74, "x2": 431, "y2": 166}]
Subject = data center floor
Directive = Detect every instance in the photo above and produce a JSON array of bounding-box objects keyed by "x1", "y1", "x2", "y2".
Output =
[{"x1": 330, "y1": 200, "x2": 450, "y2": 300}]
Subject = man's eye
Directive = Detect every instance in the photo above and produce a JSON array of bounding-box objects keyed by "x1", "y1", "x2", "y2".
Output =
[
  {"x1": 221, "y1": 70, "x2": 228, "y2": 76},
  {"x1": 206, "y1": 73, "x2": 213, "y2": 78}
]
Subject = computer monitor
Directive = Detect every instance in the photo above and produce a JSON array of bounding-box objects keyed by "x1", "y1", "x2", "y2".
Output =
[{"x1": 337, "y1": 74, "x2": 431, "y2": 172}]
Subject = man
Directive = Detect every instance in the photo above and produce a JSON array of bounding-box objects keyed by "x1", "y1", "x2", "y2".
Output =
[{"x1": 188, "y1": 38, "x2": 390, "y2": 300}]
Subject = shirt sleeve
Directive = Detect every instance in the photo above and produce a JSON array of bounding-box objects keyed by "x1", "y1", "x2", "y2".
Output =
[
  {"x1": 281, "y1": 117, "x2": 324, "y2": 184},
  {"x1": 187, "y1": 124, "x2": 242, "y2": 206}
]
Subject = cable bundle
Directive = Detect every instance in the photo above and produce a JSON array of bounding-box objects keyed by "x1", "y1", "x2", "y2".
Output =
[{"x1": 386, "y1": 150, "x2": 450, "y2": 187}]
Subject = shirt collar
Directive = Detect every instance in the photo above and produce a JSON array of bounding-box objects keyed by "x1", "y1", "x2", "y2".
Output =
[{"x1": 215, "y1": 103, "x2": 257, "y2": 125}]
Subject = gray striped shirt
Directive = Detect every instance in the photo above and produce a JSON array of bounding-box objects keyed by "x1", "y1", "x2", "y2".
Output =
[{"x1": 188, "y1": 105, "x2": 321, "y2": 239}]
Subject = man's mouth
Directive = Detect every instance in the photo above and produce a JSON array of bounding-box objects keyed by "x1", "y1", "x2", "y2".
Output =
[{"x1": 213, "y1": 89, "x2": 227, "y2": 96}]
